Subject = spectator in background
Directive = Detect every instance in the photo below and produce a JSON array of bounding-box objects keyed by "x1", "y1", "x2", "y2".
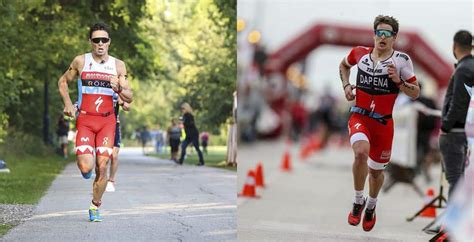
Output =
[
  {"x1": 317, "y1": 86, "x2": 337, "y2": 148},
  {"x1": 57, "y1": 115, "x2": 70, "y2": 159},
  {"x1": 414, "y1": 83, "x2": 438, "y2": 182},
  {"x1": 178, "y1": 103, "x2": 205, "y2": 166},
  {"x1": 155, "y1": 126, "x2": 164, "y2": 154},
  {"x1": 167, "y1": 118, "x2": 181, "y2": 162},
  {"x1": 200, "y1": 131, "x2": 209, "y2": 154},
  {"x1": 440, "y1": 30, "x2": 474, "y2": 198},
  {"x1": 140, "y1": 126, "x2": 151, "y2": 154}
]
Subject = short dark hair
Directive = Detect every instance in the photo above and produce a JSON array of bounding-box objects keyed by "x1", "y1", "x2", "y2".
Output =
[
  {"x1": 454, "y1": 30, "x2": 472, "y2": 50},
  {"x1": 88, "y1": 22, "x2": 110, "y2": 39},
  {"x1": 373, "y1": 15, "x2": 399, "y2": 34}
]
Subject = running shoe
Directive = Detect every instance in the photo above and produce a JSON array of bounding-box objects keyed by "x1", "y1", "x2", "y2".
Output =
[
  {"x1": 348, "y1": 199, "x2": 366, "y2": 226},
  {"x1": 362, "y1": 206, "x2": 376, "y2": 232},
  {"x1": 89, "y1": 206, "x2": 102, "y2": 222},
  {"x1": 106, "y1": 181, "x2": 115, "y2": 192}
]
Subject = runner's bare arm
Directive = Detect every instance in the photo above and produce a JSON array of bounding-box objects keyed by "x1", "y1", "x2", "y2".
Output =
[
  {"x1": 122, "y1": 101, "x2": 131, "y2": 111},
  {"x1": 387, "y1": 63, "x2": 420, "y2": 99},
  {"x1": 339, "y1": 59, "x2": 355, "y2": 101},
  {"x1": 58, "y1": 55, "x2": 83, "y2": 118},
  {"x1": 118, "y1": 96, "x2": 131, "y2": 111},
  {"x1": 399, "y1": 81, "x2": 420, "y2": 99},
  {"x1": 115, "y1": 59, "x2": 133, "y2": 103}
]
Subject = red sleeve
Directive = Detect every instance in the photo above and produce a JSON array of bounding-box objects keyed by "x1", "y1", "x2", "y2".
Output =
[
  {"x1": 406, "y1": 76, "x2": 417, "y2": 83},
  {"x1": 346, "y1": 46, "x2": 370, "y2": 66}
]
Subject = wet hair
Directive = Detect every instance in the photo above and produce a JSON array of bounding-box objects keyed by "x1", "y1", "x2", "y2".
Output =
[
  {"x1": 373, "y1": 15, "x2": 399, "y2": 34},
  {"x1": 453, "y1": 30, "x2": 472, "y2": 51},
  {"x1": 88, "y1": 22, "x2": 110, "y2": 39}
]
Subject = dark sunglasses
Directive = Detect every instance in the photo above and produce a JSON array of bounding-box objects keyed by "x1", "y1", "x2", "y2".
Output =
[
  {"x1": 91, "y1": 37, "x2": 110, "y2": 44},
  {"x1": 374, "y1": 29, "x2": 396, "y2": 38}
]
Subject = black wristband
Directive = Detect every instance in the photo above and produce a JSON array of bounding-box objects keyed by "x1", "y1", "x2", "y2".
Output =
[{"x1": 343, "y1": 83, "x2": 351, "y2": 90}]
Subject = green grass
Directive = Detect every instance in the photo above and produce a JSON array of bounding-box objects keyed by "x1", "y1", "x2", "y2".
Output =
[
  {"x1": 0, "y1": 154, "x2": 71, "y2": 204},
  {"x1": 149, "y1": 146, "x2": 236, "y2": 171},
  {"x1": 0, "y1": 224, "x2": 13, "y2": 237},
  {"x1": 0, "y1": 133, "x2": 72, "y2": 237}
]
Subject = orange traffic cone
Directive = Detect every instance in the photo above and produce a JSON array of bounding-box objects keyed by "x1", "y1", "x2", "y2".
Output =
[
  {"x1": 255, "y1": 163, "x2": 265, "y2": 188},
  {"x1": 309, "y1": 136, "x2": 322, "y2": 152},
  {"x1": 281, "y1": 150, "x2": 292, "y2": 171},
  {"x1": 420, "y1": 188, "x2": 436, "y2": 218},
  {"x1": 299, "y1": 143, "x2": 311, "y2": 160},
  {"x1": 238, "y1": 170, "x2": 259, "y2": 198}
]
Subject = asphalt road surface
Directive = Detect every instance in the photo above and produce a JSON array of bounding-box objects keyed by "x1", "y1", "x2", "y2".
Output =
[
  {"x1": 2, "y1": 148, "x2": 236, "y2": 242},
  {"x1": 237, "y1": 139, "x2": 437, "y2": 242}
]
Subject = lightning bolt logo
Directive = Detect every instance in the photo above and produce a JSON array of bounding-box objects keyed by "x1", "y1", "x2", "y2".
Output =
[
  {"x1": 370, "y1": 100, "x2": 375, "y2": 112},
  {"x1": 95, "y1": 96, "x2": 103, "y2": 112}
]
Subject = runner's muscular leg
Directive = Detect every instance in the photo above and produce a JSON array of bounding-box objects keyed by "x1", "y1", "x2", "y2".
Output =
[
  {"x1": 75, "y1": 118, "x2": 95, "y2": 174},
  {"x1": 368, "y1": 168, "x2": 384, "y2": 198},
  {"x1": 109, "y1": 147, "x2": 120, "y2": 181},
  {"x1": 352, "y1": 140, "x2": 369, "y2": 191},
  {"x1": 77, "y1": 154, "x2": 95, "y2": 174},
  {"x1": 93, "y1": 114, "x2": 116, "y2": 204},
  {"x1": 93, "y1": 155, "x2": 110, "y2": 204}
]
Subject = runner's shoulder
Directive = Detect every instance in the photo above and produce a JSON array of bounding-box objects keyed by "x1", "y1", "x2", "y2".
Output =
[
  {"x1": 393, "y1": 50, "x2": 412, "y2": 63},
  {"x1": 352, "y1": 46, "x2": 371, "y2": 52},
  {"x1": 346, "y1": 46, "x2": 371, "y2": 65},
  {"x1": 71, "y1": 54, "x2": 86, "y2": 70},
  {"x1": 113, "y1": 58, "x2": 126, "y2": 69}
]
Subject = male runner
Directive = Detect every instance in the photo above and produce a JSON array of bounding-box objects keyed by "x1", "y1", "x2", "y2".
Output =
[
  {"x1": 338, "y1": 15, "x2": 420, "y2": 231},
  {"x1": 58, "y1": 22, "x2": 133, "y2": 222},
  {"x1": 106, "y1": 94, "x2": 130, "y2": 192}
]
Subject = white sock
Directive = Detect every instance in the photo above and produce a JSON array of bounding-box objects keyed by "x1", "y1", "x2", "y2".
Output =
[
  {"x1": 355, "y1": 190, "x2": 364, "y2": 204},
  {"x1": 90, "y1": 203, "x2": 98, "y2": 210},
  {"x1": 367, "y1": 196, "x2": 377, "y2": 209}
]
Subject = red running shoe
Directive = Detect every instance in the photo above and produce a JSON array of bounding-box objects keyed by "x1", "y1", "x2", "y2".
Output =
[
  {"x1": 362, "y1": 206, "x2": 376, "y2": 232},
  {"x1": 348, "y1": 199, "x2": 366, "y2": 226}
]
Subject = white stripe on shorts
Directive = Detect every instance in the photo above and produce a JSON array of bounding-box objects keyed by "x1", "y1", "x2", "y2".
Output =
[
  {"x1": 350, "y1": 132, "x2": 369, "y2": 146},
  {"x1": 368, "y1": 157, "x2": 389, "y2": 170}
]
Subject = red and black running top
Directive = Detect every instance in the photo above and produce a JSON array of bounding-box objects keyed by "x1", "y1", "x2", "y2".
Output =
[{"x1": 345, "y1": 46, "x2": 417, "y2": 116}]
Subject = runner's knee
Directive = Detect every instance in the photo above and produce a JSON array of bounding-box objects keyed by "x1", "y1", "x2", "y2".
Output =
[
  {"x1": 96, "y1": 163, "x2": 108, "y2": 178},
  {"x1": 353, "y1": 145, "x2": 369, "y2": 164},
  {"x1": 111, "y1": 152, "x2": 119, "y2": 162},
  {"x1": 77, "y1": 155, "x2": 94, "y2": 173},
  {"x1": 369, "y1": 168, "x2": 383, "y2": 179},
  {"x1": 77, "y1": 163, "x2": 93, "y2": 174}
]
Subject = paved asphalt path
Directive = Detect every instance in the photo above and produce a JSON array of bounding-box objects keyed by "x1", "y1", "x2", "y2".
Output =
[
  {"x1": 1, "y1": 148, "x2": 236, "y2": 242},
  {"x1": 237, "y1": 139, "x2": 438, "y2": 241}
]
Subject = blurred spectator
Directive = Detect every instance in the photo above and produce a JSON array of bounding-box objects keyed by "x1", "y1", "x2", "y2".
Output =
[
  {"x1": 56, "y1": 115, "x2": 70, "y2": 159},
  {"x1": 178, "y1": 103, "x2": 205, "y2": 166},
  {"x1": 155, "y1": 126, "x2": 165, "y2": 154},
  {"x1": 140, "y1": 126, "x2": 151, "y2": 154},
  {"x1": 167, "y1": 118, "x2": 181, "y2": 162},
  {"x1": 253, "y1": 44, "x2": 267, "y2": 77},
  {"x1": 317, "y1": 87, "x2": 337, "y2": 148},
  {"x1": 440, "y1": 30, "x2": 474, "y2": 198},
  {"x1": 289, "y1": 97, "x2": 307, "y2": 141},
  {"x1": 414, "y1": 85, "x2": 439, "y2": 182},
  {"x1": 200, "y1": 131, "x2": 209, "y2": 154}
]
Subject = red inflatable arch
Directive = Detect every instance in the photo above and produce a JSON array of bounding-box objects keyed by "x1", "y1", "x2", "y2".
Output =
[{"x1": 265, "y1": 23, "x2": 453, "y2": 88}]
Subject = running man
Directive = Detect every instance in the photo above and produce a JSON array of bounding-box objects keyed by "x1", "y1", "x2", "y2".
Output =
[
  {"x1": 58, "y1": 22, "x2": 133, "y2": 222},
  {"x1": 106, "y1": 94, "x2": 131, "y2": 192},
  {"x1": 338, "y1": 15, "x2": 419, "y2": 231}
]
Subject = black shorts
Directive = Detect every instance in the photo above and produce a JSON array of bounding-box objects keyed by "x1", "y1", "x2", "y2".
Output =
[
  {"x1": 114, "y1": 122, "x2": 121, "y2": 148},
  {"x1": 170, "y1": 138, "x2": 180, "y2": 152}
]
